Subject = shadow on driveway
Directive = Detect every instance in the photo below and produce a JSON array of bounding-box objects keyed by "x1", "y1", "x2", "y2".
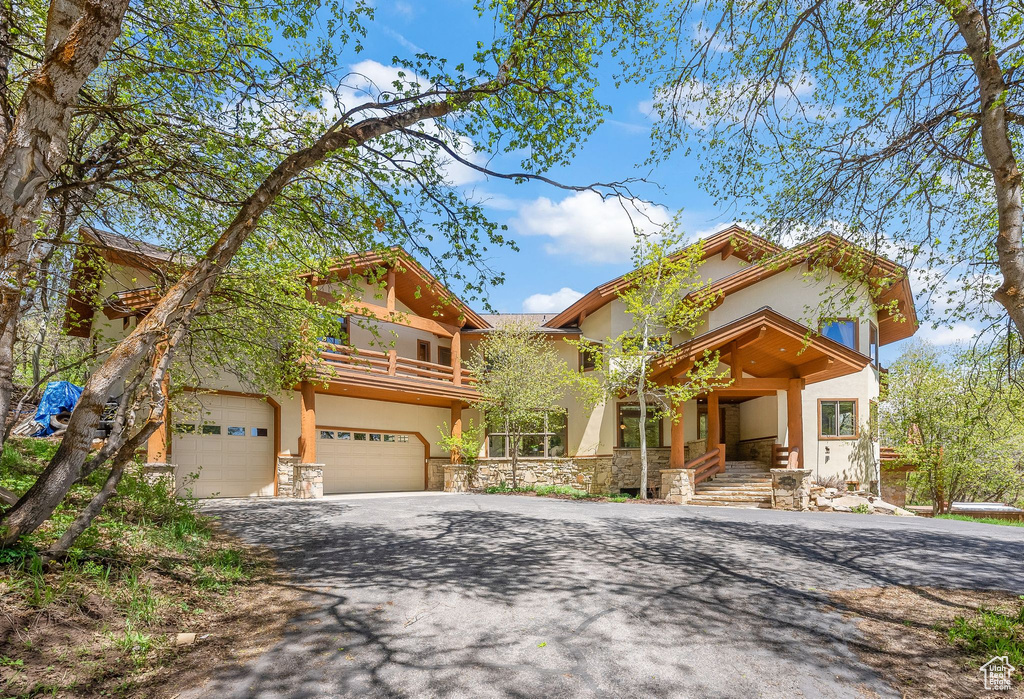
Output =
[{"x1": 184, "y1": 496, "x2": 1024, "y2": 698}]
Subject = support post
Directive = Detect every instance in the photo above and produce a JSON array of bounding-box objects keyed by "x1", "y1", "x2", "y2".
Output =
[
  {"x1": 707, "y1": 391, "x2": 720, "y2": 450},
  {"x1": 146, "y1": 346, "x2": 171, "y2": 463},
  {"x1": 451, "y1": 329, "x2": 462, "y2": 385},
  {"x1": 386, "y1": 267, "x2": 396, "y2": 312},
  {"x1": 450, "y1": 401, "x2": 463, "y2": 464},
  {"x1": 299, "y1": 381, "x2": 316, "y2": 463},
  {"x1": 787, "y1": 378, "x2": 804, "y2": 469},
  {"x1": 669, "y1": 400, "x2": 686, "y2": 468}
]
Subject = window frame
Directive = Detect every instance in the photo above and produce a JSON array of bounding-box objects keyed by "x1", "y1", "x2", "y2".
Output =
[
  {"x1": 437, "y1": 345, "x2": 452, "y2": 367},
  {"x1": 578, "y1": 342, "x2": 598, "y2": 372},
  {"x1": 817, "y1": 398, "x2": 859, "y2": 440},
  {"x1": 616, "y1": 402, "x2": 664, "y2": 448},
  {"x1": 818, "y1": 317, "x2": 859, "y2": 352},
  {"x1": 417, "y1": 339, "x2": 431, "y2": 363},
  {"x1": 868, "y1": 321, "x2": 879, "y2": 368},
  {"x1": 485, "y1": 412, "x2": 568, "y2": 459}
]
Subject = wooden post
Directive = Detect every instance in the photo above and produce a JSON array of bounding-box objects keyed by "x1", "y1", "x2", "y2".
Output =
[
  {"x1": 451, "y1": 329, "x2": 462, "y2": 386},
  {"x1": 386, "y1": 267, "x2": 396, "y2": 312},
  {"x1": 707, "y1": 391, "x2": 720, "y2": 450},
  {"x1": 670, "y1": 400, "x2": 686, "y2": 468},
  {"x1": 299, "y1": 381, "x2": 316, "y2": 463},
  {"x1": 450, "y1": 401, "x2": 463, "y2": 463},
  {"x1": 387, "y1": 348, "x2": 397, "y2": 375},
  {"x1": 787, "y1": 378, "x2": 804, "y2": 469},
  {"x1": 146, "y1": 370, "x2": 170, "y2": 463}
]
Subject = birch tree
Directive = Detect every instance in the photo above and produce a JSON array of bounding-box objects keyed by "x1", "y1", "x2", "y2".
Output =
[
  {"x1": 583, "y1": 232, "x2": 727, "y2": 498},
  {"x1": 651, "y1": 1, "x2": 1023, "y2": 342},
  {"x1": 0, "y1": 0, "x2": 663, "y2": 545}
]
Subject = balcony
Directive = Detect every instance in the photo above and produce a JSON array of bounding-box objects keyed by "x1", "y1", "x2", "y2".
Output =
[{"x1": 313, "y1": 343, "x2": 478, "y2": 406}]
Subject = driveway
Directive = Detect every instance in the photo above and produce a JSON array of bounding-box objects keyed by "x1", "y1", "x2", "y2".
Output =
[{"x1": 186, "y1": 494, "x2": 1024, "y2": 698}]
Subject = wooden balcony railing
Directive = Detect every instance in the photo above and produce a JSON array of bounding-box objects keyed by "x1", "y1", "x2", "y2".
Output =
[
  {"x1": 685, "y1": 443, "x2": 725, "y2": 484},
  {"x1": 318, "y1": 343, "x2": 476, "y2": 388},
  {"x1": 772, "y1": 444, "x2": 800, "y2": 469}
]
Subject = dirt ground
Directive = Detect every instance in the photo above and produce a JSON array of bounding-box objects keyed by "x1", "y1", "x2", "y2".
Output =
[{"x1": 830, "y1": 586, "x2": 1024, "y2": 698}]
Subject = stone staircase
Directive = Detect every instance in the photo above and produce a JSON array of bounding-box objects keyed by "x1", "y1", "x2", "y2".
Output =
[{"x1": 689, "y1": 460, "x2": 773, "y2": 508}]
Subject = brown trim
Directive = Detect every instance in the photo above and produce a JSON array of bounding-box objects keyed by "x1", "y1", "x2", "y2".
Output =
[
  {"x1": 437, "y1": 345, "x2": 452, "y2": 367},
  {"x1": 176, "y1": 386, "x2": 283, "y2": 496},
  {"x1": 818, "y1": 317, "x2": 860, "y2": 353},
  {"x1": 817, "y1": 398, "x2": 860, "y2": 440},
  {"x1": 868, "y1": 321, "x2": 879, "y2": 368},
  {"x1": 315, "y1": 424, "x2": 431, "y2": 490},
  {"x1": 616, "y1": 402, "x2": 664, "y2": 448},
  {"x1": 417, "y1": 339, "x2": 431, "y2": 362}
]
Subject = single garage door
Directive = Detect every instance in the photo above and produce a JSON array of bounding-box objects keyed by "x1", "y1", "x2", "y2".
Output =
[
  {"x1": 171, "y1": 394, "x2": 275, "y2": 498},
  {"x1": 318, "y1": 429, "x2": 424, "y2": 494}
]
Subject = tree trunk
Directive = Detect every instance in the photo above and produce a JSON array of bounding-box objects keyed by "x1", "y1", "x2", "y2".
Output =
[
  {"x1": 0, "y1": 83, "x2": 504, "y2": 544},
  {"x1": 510, "y1": 433, "x2": 519, "y2": 489},
  {"x1": 637, "y1": 372, "x2": 648, "y2": 500},
  {"x1": 44, "y1": 454, "x2": 128, "y2": 559},
  {"x1": 945, "y1": 1, "x2": 1024, "y2": 338},
  {"x1": 0, "y1": 323, "x2": 15, "y2": 444}
]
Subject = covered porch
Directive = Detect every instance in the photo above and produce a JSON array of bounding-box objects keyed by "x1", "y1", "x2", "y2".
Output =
[{"x1": 653, "y1": 307, "x2": 870, "y2": 482}]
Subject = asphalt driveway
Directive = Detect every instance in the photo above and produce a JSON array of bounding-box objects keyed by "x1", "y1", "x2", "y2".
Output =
[{"x1": 185, "y1": 494, "x2": 1024, "y2": 698}]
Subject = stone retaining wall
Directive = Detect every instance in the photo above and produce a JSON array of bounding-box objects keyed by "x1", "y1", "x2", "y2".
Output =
[
  {"x1": 611, "y1": 448, "x2": 670, "y2": 493},
  {"x1": 736, "y1": 437, "x2": 776, "y2": 465},
  {"x1": 770, "y1": 468, "x2": 813, "y2": 511},
  {"x1": 661, "y1": 469, "x2": 696, "y2": 504},
  {"x1": 427, "y1": 458, "x2": 448, "y2": 491}
]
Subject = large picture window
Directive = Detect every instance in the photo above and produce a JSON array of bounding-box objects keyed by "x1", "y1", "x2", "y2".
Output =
[
  {"x1": 617, "y1": 404, "x2": 662, "y2": 448},
  {"x1": 487, "y1": 413, "x2": 567, "y2": 458},
  {"x1": 322, "y1": 315, "x2": 350, "y2": 345},
  {"x1": 819, "y1": 399, "x2": 858, "y2": 439},
  {"x1": 819, "y1": 319, "x2": 858, "y2": 350}
]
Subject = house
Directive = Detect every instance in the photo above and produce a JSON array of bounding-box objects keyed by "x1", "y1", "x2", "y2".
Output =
[{"x1": 63, "y1": 224, "x2": 917, "y2": 504}]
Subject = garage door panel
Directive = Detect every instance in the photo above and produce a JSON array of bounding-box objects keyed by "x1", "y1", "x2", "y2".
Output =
[
  {"x1": 171, "y1": 395, "x2": 275, "y2": 498},
  {"x1": 318, "y1": 430, "x2": 424, "y2": 494}
]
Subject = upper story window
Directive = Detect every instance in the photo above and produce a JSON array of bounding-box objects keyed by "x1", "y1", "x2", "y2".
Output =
[
  {"x1": 438, "y1": 346, "x2": 452, "y2": 367},
  {"x1": 819, "y1": 318, "x2": 857, "y2": 351},
  {"x1": 868, "y1": 322, "x2": 879, "y2": 367},
  {"x1": 579, "y1": 342, "x2": 598, "y2": 371},
  {"x1": 323, "y1": 315, "x2": 349, "y2": 345},
  {"x1": 417, "y1": 339, "x2": 430, "y2": 362}
]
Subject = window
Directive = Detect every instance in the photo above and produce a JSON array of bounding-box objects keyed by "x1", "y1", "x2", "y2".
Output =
[
  {"x1": 323, "y1": 315, "x2": 350, "y2": 345},
  {"x1": 251, "y1": 427, "x2": 268, "y2": 437},
  {"x1": 397, "y1": 434, "x2": 409, "y2": 443},
  {"x1": 819, "y1": 399, "x2": 858, "y2": 438},
  {"x1": 869, "y1": 322, "x2": 879, "y2": 367},
  {"x1": 354, "y1": 432, "x2": 367, "y2": 441},
  {"x1": 338, "y1": 431, "x2": 352, "y2": 440},
  {"x1": 820, "y1": 319, "x2": 858, "y2": 350},
  {"x1": 384, "y1": 434, "x2": 396, "y2": 442},
  {"x1": 618, "y1": 404, "x2": 662, "y2": 448},
  {"x1": 417, "y1": 339, "x2": 430, "y2": 362},
  {"x1": 697, "y1": 405, "x2": 726, "y2": 442},
  {"x1": 319, "y1": 430, "x2": 335, "y2": 439},
  {"x1": 201, "y1": 424, "x2": 221, "y2": 435},
  {"x1": 487, "y1": 413, "x2": 567, "y2": 458},
  {"x1": 579, "y1": 343, "x2": 598, "y2": 371},
  {"x1": 177, "y1": 423, "x2": 197, "y2": 434},
  {"x1": 226, "y1": 426, "x2": 245, "y2": 436},
  {"x1": 438, "y1": 346, "x2": 452, "y2": 367},
  {"x1": 369, "y1": 433, "x2": 382, "y2": 442}
]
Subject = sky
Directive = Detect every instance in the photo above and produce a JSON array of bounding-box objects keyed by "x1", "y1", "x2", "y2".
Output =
[{"x1": 308, "y1": 1, "x2": 977, "y2": 365}]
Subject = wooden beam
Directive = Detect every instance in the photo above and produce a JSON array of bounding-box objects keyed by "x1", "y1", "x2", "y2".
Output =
[
  {"x1": 670, "y1": 400, "x2": 686, "y2": 468},
  {"x1": 450, "y1": 401, "x2": 463, "y2": 464},
  {"x1": 299, "y1": 381, "x2": 317, "y2": 463},
  {"x1": 733, "y1": 324, "x2": 768, "y2": 350},
  {"x1": 796, "y1": 356, "x2": 833, "y2": 378},
  {"x1": 721, "y1": 244, "x2": 733, "y2": 261},
  {"x1": 451, "y1": 329, "x2": 462, "y2": 386},
  {"x1": 707, "y1": 391, "x2": 720, "y2": 447},
  {"x1": 787, "y1": 378, "x2": 803, "y2": 468},
  {"x1": 718, "y1": 377, "x2": 792, "y2": 391},
  {"x1": 386, "y1": 267, "x2": 396, "y2": 312}
]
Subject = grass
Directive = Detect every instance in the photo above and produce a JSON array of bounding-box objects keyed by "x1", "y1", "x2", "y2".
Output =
[
  {"x1": 935, "y1": 514, "x2": 1024, "y2": 528},
  {"x1": 0, "y1": 436, "x2": 277, "y2": 697},
  {"x1": 947, "y1": 598, "x2": 1024, "y2": 669},
  {"x1": 484, "y1": 481, "x2": 636, "y2": 501}
]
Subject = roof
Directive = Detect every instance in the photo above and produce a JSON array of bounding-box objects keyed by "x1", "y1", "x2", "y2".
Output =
[
  {"x1": 462, "y1": 313, "x2": 578, "y2": 335},
  {"x1": 542, "y1": 225, "x2": 918, "y2": 346},
  {"x1": 651, "y1": 306, "x2": 872, "y2": 385},
  {"x1": 80, "y1": 227, "x2": 180, "y2": 267}
]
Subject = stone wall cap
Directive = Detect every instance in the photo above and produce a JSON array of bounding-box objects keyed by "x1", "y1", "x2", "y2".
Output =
[
  {"x1": 298, "y1": 463, "x2": 325, "y2": 467},
  {"x1": 770, "y1": 468, "x2": 813, "y2": 474},
  {"x1": 659, "y1": 469, "x2": 688, "y2": 473}
]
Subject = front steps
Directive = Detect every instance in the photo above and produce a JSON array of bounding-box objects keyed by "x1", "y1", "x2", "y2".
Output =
[{"x1": 689, "y1": 460, "x2": 773, "y2": 508}]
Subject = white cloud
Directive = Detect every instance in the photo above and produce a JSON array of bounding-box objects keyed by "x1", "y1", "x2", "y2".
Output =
[
  {"x1": 510, "y1": 191, "x2": 672, "y2": 264},
  {"x1": 918, "y1": 322, "x2": 980, "y2": 346},
  {"x1": 522, "y1": 287, "x2": 584, "y2": 313},
  {"x1": 325, "y1": 60, "x2": 485, "y2": 186}
]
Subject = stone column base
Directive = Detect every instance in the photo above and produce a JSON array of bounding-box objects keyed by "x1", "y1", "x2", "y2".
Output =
[
  {"x1": 444, "y1": 465, "x2": 473, "y2": 493},
  {"x1": 770, "y1": 468, "x2": 813, "y2": 510},
  {"x1": 277, "y1": 457, "x2": 324, "y2": 498},
  {"x1": 661, "y1": 469, "x2": 695, "y2": 504},
  {"x1": 141, "y1": 462, "x2": 177, "y2": 492}
]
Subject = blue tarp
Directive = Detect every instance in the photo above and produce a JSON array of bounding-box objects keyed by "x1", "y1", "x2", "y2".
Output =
[{"x1": 32, "y1": 381, "x2": 83, "y2": 437}]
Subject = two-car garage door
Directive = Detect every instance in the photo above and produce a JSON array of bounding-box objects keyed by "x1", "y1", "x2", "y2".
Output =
[
  {"x1": 171, "y1": 394, "x2": 275, "y2": 498},
  {"x1": 317, "y1": 429, "x2": 424, "y2": 494}
]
